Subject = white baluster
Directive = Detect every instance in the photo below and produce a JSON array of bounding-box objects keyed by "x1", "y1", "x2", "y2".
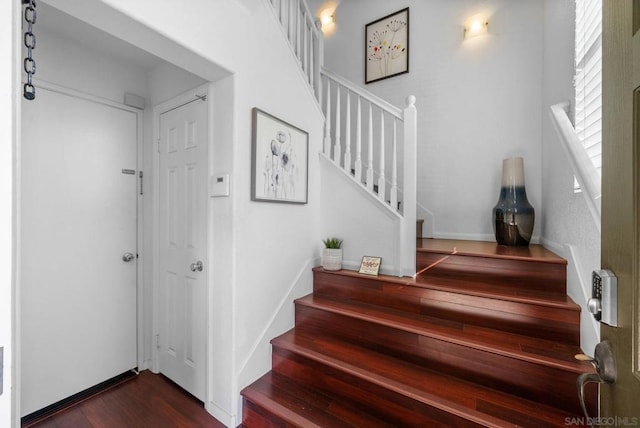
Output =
[
  {"x1": 314, "y1": 20, "x2": 323, "y2": 98},
  {"x1": 378, "y1": 109, "x2": 386, "y2": 201},
  {"x1": 366, "y1": 103, "x2": 374, "y2": 192},
  {"x1": 355, "y1": 97, "x2": 362, "y2": 182},
  {"x1": 295, "y1": 0, "x2": 301, "y2": 58},
  {"x1": 302, "y1": 19, "x2": 308, "y2": 75},
  {"x1": 343, "y1": 91, "x2": 351, "y2": 174},
  {"x1": 281, "y1": 0, "x2": 287, "y2": 35},
  {"x1": 324, "y1": 80, "x2": 332, "y2": 155},
  {"x1": 390, "y1": 119, "x2": 398, "y2": 211},
  {"x1": 288, "y1": 0, "x2": 294, "y2": 45},
  {"x1": 307, "y1": 28, "x2": 313, "y2": 85},
  {"x1": 334, "y1": 86, "x2": 342, "y2": 165},
  {"x1": 313, "y1": 33, "x2": 319, "y2": 101}
]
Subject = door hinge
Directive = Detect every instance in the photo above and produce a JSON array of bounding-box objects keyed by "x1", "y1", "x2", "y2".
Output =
[
  {"x1": 139, "y1": 171, "x2": 144, "y2": 196},
  {"x1": 155, "y1": 334, "x2": 160, "y2": 350}
]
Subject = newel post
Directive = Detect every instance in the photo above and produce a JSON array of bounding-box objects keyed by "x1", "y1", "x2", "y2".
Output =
[{"x1": 401, "y1": 95, "x2": 417, "y2": 277}]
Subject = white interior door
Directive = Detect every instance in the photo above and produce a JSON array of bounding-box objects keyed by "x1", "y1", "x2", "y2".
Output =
[
  {"x1": 20, "y1": 87, "x2": 138, "y2": 416},
  {"x1": 158, "y1": 95, "x2": 208, "y2": 401}
]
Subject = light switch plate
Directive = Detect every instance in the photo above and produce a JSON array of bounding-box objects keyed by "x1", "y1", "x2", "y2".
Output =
[{"x1": 210, "y1": 174, "x2": 230, "y2": 197}]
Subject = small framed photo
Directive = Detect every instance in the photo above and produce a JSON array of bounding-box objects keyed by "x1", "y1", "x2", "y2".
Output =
[
  {"x1": 359, "y1": 256, "x2": 382, "y2": 276},
  {"x1": 365, "y1": 8, "x2": 409, "y2": 84},
  {"x1": 251, "y1": 108, "x2": 309, "y2": 204}
]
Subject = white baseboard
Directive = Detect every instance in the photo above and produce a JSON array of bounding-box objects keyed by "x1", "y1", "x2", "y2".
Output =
[
  {"x1": 540, "y1": 238, "x2": 600, "y2": 353},
  {"x1": 207, "y1": 399, "x2": 236, "y2": 428},
  {"x1": 416, "y1": 203, "x2": 434, "y2": 238}
]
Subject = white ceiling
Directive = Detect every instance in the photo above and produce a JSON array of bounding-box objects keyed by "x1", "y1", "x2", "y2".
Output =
[{"x1": 38, "y1": 2, "x2": 164, "y2": 72}]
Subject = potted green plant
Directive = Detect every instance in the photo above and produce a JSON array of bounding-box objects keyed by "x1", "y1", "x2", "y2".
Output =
[{"x1": 322, "y1": 237, "x2": 343, "y2": 271}]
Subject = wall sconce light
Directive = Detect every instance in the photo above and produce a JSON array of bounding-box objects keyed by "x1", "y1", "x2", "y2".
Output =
[
  {"x1": 464, "y1": 14, "x2": 488, "y2": 39},
  {"x1": 319, "y1": 9, "x2": 336, "y2": 36},
  {"x1": 320, "y1": 13, "x2": 334, "y2": 26}
]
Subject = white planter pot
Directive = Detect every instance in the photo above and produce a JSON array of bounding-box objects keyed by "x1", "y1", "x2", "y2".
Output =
[{"x1": 322, "y1": 248, "x2": 343, "y2": 271}]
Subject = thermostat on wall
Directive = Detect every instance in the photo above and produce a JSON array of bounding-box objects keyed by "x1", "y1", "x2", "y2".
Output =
[{"x1": 210, "y1": 174, "x2": 230, "y2": 197}]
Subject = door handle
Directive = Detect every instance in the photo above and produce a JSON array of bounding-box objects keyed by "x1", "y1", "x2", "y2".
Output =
[
  {"x1": 190, "y1": 260, "x2": 203, "y2": 272},
  {"x1": 575, "y1": 340, "x2": 617, "y2": 425},
  {"x1": 122, "y1": 252, "x2": 135, "y2": 262}
]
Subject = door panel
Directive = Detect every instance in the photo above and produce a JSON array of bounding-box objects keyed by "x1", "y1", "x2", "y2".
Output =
[
  {"x1": 20, "y1": 88, "x2": 138, "y2": 416},
  {"x1": 601, "y1": 0, "x2": 640, "y2": 417},
  {"x1": 158, "y1": 96, "x2": 207, "y2": 401}
]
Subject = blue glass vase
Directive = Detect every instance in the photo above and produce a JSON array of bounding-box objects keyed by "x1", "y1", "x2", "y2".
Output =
[{"x1": 493, "y1": 157, "x2": 535, "y2": 246}]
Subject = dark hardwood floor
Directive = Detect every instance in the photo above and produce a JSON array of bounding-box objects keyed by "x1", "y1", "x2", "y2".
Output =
[{"x1": 25, "y1": 370, "x2": 225, "y2": 428}]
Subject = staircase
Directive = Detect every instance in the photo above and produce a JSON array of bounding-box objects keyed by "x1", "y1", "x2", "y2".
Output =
[
  {"x1": 267, "y1": 0, "x2": 417, "y2": 277},
  {"x1": 241, "y1": 239, "x2": 597, "y2": 427}
]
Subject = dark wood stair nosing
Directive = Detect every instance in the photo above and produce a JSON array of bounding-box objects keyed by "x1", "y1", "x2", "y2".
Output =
[
  {"x1": 242, "y1": 386, "x2": 325, "y2": 428},
  {"x1": 313, "y1": 267, "x2": 577, "y2": 312},
  {"x1": 410, "y1": 278, "x2": 580, "y2": 311},
  {"x1": 269, "y1": 330, "x2": 591, "y2": 426},
  {"x1": 416, "y1": 239, "x2": 567, "y2": 265},
  {"x1": 270, "y1": 335, "x2": 513, "y2": 428},
  {"x1": 294, "y1": 294, "x2": 589, "y2": 375}
]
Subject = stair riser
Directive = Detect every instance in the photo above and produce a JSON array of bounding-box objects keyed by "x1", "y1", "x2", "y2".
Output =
[
  {"x1": 295, "y1": 304, "x2": 596, "y2": 415},
  {"x1": 313, "y1": 271, "x2": 580, "y2": 345},
  {"x1": 243, "y1": 401, "x2": 297, "y2": 428},
  {"x1": 418, "y1": 293, "x2": 580, "y2": 345},
  {"x1": 271, "y1": 346, "x2": 488, "y2": 428},
  {"x1": 416, "y1": 253, "x2": 566, "y2": 294}
]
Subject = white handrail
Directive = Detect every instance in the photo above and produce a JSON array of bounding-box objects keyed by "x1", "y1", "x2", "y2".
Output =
[{"x1": 549, "y1": 102, "x2": 601, "y2": 231}]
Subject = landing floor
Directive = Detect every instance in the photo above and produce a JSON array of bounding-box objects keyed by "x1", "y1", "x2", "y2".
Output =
[{"x1": 417, "y1": 238, "x2": 566, "y2": 264}]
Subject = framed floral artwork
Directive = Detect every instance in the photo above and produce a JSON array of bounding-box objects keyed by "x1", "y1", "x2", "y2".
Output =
[
  {"x1": 251, "y1": 108, "x2": 309, "y2": 204},
  {"x1": 365, "y1": 8, "x2": 409, "y2": 84}
]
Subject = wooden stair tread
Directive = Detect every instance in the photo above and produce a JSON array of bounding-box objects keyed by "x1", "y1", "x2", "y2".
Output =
[
  {"x1": 244, "y1": 239, "x2": 594, "y2": 426},
  {"x1": 417, "y1": 238, "x2": 566, "y2": 265},
  {"x1": 272, "y1": 329, "x2": 582, "y2": 427},
  {"x1": 412, "y1": 274, "x2": 580, "y2": 310},
  {"x1": 242, "y1": 372, "x2": 396, "y2": 428},
  {"x1": 314, "y1": 266, "x2": 578, "y2": 310},
  {"x1": 296, "y1": 294, "x2": 590, "y2": 372}
]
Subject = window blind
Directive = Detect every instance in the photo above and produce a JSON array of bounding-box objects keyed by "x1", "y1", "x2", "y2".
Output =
[{"x1": 574, "y1": 0, "x2": 602, "y2": 177}]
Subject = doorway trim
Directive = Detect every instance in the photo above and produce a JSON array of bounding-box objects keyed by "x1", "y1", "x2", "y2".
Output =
[
  {"x1": 15, "y1": 77, "x2": 145, "y2": 420},
  {"x1": 151, "y1": 83, "x2": 212, "y2": 404}
]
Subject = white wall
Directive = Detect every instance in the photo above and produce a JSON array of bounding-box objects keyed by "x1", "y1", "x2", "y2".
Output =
[
  {"x1": 147, "y1": 62, "x2": 206, "y2": 107},
  {"x1": 43, "y1": 1, "x2": 324, "y2": 425},
  {"x1": 320, "y1": 157, "x2": 403, "y2": 275},
  {"x1": 318, "y1": 0, "x2": 544, "y2": 242},
  {"x1": 541, "y1": 0, "x2": 599, "y2": 353},
  {"x1": 32, "y1": 29, "x2": 149, "y2": 105},
  {"x1": 0, "y1": 1, "x2": 18, "y2": 426}
]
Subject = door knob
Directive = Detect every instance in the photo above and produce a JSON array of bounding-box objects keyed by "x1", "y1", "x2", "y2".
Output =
[
  {"x1": 122, "y1": 252, "x2": 135, "y2": 262},
  {"x1": 190, "y1": 260, "x2": 203, "y2": 272}
]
